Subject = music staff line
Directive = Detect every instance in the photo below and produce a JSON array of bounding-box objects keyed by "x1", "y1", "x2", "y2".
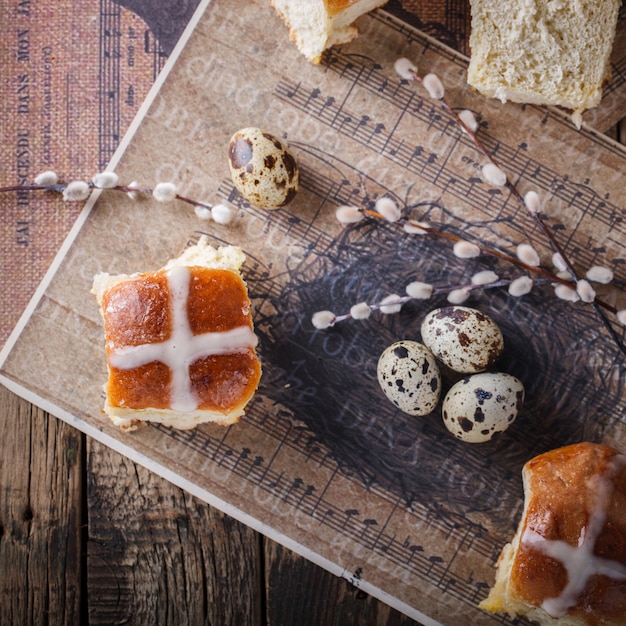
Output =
[
  {"x1": 161, "y1": 409, "x2": 503, "y2": 568},
  {"x1": 329, "y1": 14, "x2": 626, "y2": 165},
  {"x1": 246, "y1": 403, "x2": 521, "y2": 540},
  {"x1": 276, "y1": 76, "x2": 624, "y2": 252},
  {"x1": 277, "y1": 82, "x2": 626, "y2": 280},
  {"x1": 216, "y1": 178, "x2": 344, "y2": 263},
  {"x1": 99, "y1": 0, "x2": 167, "y2": 169},
  {"x1": 158, "y1": 403, "x2": 505, "y2": 565},
  {"x1": 99, "y1": 0, "x2": 123, "y2": 170},
  {"x1": 372, "y1": 10, "x2": 469, "y2": 69},
  {"x1": 157, "y1": 418, "x2": 504, "y2": 612},
  {"x1": 323, "y1": 50, "x2": 626, "y2": 249}
]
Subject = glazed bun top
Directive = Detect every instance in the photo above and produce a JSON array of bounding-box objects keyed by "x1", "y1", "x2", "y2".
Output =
[
  {"x1": 100, "y1": 265, "x2": 260, "y2": 415},
  {"x1": 513, "y1": 442, "x2": 626, "y2": 622}
]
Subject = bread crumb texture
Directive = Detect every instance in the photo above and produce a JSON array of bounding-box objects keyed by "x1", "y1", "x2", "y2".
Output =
[
  {"x1": 467, "y1": 0, "x2": 621, "y2": 123},
  {"x1": 269, "y1": 0, "x2": 388, "y2": 63}
]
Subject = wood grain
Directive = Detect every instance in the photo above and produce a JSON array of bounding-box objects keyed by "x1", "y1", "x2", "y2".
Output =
[
  {"x1": 0, "y1": 383, "x2": 420, "y2": 625},
  {"x1": 84, "y1": 439, "x2": 422, "y2": 624},
  {"x1": 86, "y1": 439, "x2": 262, "y2": 625},
  {"x1": 264, "y1": 541, "x2": 419, "y2": 626},
  {"x1": 0, "y1": 385, "x2": 83, "y2": 625},
  {"x1": 1, "y1": 125, "x2": 622, "y2": 626},
  {"x1": 0, "y1": 0, "x2": 622, "y2": 620}
]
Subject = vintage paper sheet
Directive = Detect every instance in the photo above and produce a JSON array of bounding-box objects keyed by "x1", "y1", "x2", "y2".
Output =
[
  {"x1": 1, "y1": 0, "x2": 625, "y2": 346},
  {"x1": 1, "y1": 1, "x2": 625, "y2": 624}
]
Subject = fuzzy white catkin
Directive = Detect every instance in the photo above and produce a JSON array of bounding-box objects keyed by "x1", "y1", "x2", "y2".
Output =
[
  {"x1": 554, "y1": 284, "x2": 579, "y2": 302},
  {"x1": 403, "y1": 221, "x2": 429, "y2": 235},
  {"x1": 453, "y1": 240, "x2": 481, "y2": 259},
  {"x1": 617, "y1": 310, "x2": 626, "y2": 326},
  {"x1": 312, "y1": 310, "x2": 336, "y2": 329},
  {"x1": 350, "y1": 302, "x2": 371, "y2": 320},
  {"x1": 34, "y1": 170, "x2": 58, "y2": 185},
  {"x1": 508, "y1": 276, "x2": 533, "y2": 297},
  {"x1": 394, "y1": 57, "x2": 417, "y2": 80},
  {"x1": 92, "y1": 172, "x2": 119, "y2": 189},
  {"x1": 153, "y1": 182, "x2": 177, "y2": 202},
  {"x1": 194, "y1": 206, "x2": 213, "y2": 220},
  {"x1": 62, "y1": 180, "x2": 90, "y2": 201},
  {"x1": 552, "y1": 252, "x2": 568, "y2": 272},
  {"x1": 447, "y1": 289, "x2": 470, "y2": 304},
  {"x1": 422, "y1": 73, "x2": 445, "y2": 99},
  {"x1": 379, "y1": 295, "x2": 403, "y2": 314},
  {"x1": 211, "y1": 204, "x2": 234, "y2": 224},
  {"x1": 127, "y1": 181, "x2": 141, "y2": 200},
  {"x1": 458, "y1": 109, "x2": 478, "y2": 133},
  {"x1": 471, "y1": 270, "x2": 499, "y2": 285},
  {"x1": 481, "y1": 163, "x2": 507, "y2": 187},
  {"x1": 405, "y1": 281, "x2": 433, "y2": 299},
  {"x1": 336, "y1": 205, "x2": 363, "y2": 224},
  {"x1": 517, "y1": 243, "x2": 540, "y2": 267},
  {"x1": 375, "y1": 197, "x2": 401, "y2": 222},
  {"x1": 576, "y1": 279, "x2": 596, "y2": 303},
  {"x1": 557, "y1": 270, "x2": 574, "y2": 280},
  {"x1": 585, "y1": 265, "x2": 613, "y2": 284},
  {"x1": 524, "y1": 191, "x2": 541, "y2": 214}
]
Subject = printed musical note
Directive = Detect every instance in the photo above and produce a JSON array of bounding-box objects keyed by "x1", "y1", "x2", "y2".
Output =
[{"x1": 81, "y1": 11, "x2": 626, "y2": 624}]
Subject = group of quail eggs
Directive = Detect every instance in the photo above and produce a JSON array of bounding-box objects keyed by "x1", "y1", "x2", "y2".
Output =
[
  {"x1": 377, "y1": 306, "x2": 525, "y2": 443},
  {"x1": 225, "y1": 128, "x2": 525, "y2": 444}
]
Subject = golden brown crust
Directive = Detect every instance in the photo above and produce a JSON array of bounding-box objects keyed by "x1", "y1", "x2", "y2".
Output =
[
  {"x1": 101, "y1": 266, "x2": 261, "y2": 415},
  {"x1": 324, "y1": 0, "x2": 361, "y2": 17},
  {"x1": 481, "y1": 442, "x2": 626, "y2": 625},
  {"x1": 513, "y1": 443, "x2": 626, "y2": 623}
]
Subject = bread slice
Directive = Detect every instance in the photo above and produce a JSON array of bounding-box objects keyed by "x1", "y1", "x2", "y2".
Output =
[
  {"x1": 480, "y1": 442, "x2": 626, "y2": 625},
  {"x1": 92, "y1": 236, "x2": 262, "y2": 431},
  {"x1": 467, "y1": 0, "x2": 621, "y2": 127},
  {"x1": 270, "y1": 0, "x2": 388, "y2": 63}
]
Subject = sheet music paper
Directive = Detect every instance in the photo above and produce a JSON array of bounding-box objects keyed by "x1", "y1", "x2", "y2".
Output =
[{"x1": 1, "y1": 2, "x2": 625, "y2": 624}]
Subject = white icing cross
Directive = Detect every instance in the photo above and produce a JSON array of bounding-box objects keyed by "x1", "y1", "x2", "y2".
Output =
[
  {"x1": 521, "y1": 458, "x2": 626, "y2": 617},
  {"x1": 109, "y1": 265, "x2": 258, "y2": 412}
]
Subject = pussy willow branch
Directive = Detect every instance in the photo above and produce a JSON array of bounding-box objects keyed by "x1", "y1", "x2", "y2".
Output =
[
  {"x1": 405, "y1": 68, "x2": 625, "y2": 356},
  {"x1": 332, "y1": 277, "x2": 517, "y2": 323},
  {"x1": 0, "y1": 183, "x2": 215, "y2": 212},
  {"x1": 363, "y1": 208, "x2": 613, "y2": 304}
]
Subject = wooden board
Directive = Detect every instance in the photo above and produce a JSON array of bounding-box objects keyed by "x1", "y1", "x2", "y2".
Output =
[
  {"x1": 1, "y1": 1, "x2": 625, "y2": 624},
  {"x1": 1, "y1": 0, "x2": 625, "y2": 349}
]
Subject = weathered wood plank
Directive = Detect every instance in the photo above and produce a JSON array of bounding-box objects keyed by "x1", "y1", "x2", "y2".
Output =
[
  {"x1": 86, "y1": 438, "x2": 263, "y2": 625},
  {"x1": 264, "y1": 541, "x2": 421, "y2": 626},
  {"x1": 0, "y1": 385, "x2": 83, "y2": 625}
]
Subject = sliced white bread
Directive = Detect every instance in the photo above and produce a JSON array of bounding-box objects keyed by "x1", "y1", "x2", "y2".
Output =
[{"x1": 467, "y1": 0, "x2": 621, "y2": 126}]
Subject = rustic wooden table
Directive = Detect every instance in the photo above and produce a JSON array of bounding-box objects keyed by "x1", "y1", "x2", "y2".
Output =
[
  {"x1": 0, "y1": 0, "x2": 624, "y2": 622},
  {"x1": 0, "y1": 384, "x2": 420, "y2": 625}
]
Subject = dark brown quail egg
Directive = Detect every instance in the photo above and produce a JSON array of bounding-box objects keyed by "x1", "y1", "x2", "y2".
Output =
[
  {"x1": 441, "y1": 372, "x2": 524, "y2": 443},
  {"x1": 228, "y1": 127, "x2": 299, "y2": 209},
  {"x1": 420, "y1": 306, "x2": 503, "y2": 373},
  {"x1": 377, "y1": 340, "x2": 441, "y2": 416}
]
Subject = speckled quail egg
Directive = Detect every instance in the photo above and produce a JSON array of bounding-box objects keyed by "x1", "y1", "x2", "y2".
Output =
[
  {"x1": 441, "y1": 372, "x2": 524, "y2": 443},
  {"x1": 228, "y1": 127, "x2": 299, "y2": 209},
  {"x1": 420, "y1": 306, "x2": 503, "y2": 373},
  {"x1": 377, "y1": 341, "x2": 441, "y2": 416}
]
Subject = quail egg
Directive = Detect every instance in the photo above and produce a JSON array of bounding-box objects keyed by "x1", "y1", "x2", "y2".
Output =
[
  {"x1": 377, "y1": 341, "x2": 441, "y2": 416},
  {"x1": 228, "y1": 127, "x2": 299, "y2": 209},
  {"x1": 420, "y1": 306, "x2": 503, "y2": 373},
  {"x1": 441, "y1": 372, "x2": 524, "y2": 443}
]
